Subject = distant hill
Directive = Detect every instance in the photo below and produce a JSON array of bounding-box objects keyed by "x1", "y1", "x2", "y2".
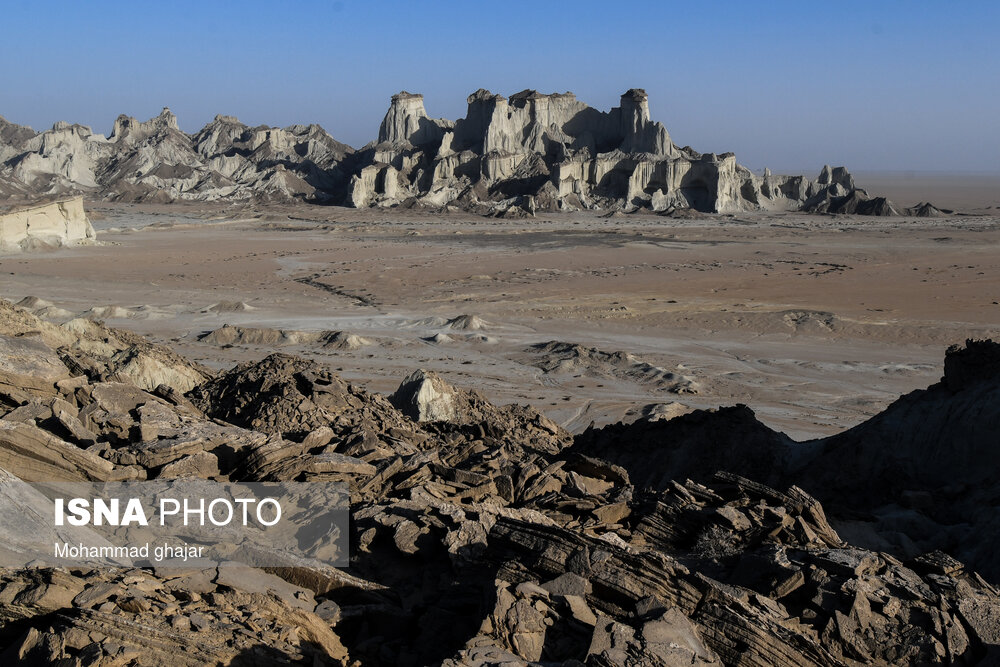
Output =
[{"x1": 0, "y1": 91, "x2": 920, "y2": 216}]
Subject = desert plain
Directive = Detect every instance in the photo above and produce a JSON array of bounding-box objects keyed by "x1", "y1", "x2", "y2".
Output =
[
  {"x1": 5, "y1": 173, "x2": 998, "y2": 441},
  {"x1": 3, "y1": 167, "x2": 1000, "y2": 665}
]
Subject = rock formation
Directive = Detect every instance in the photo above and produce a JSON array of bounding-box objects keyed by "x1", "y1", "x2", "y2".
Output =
[
  {"x1": 0, "y1": 109, "x2": 354, "y2": 203},
  {"x1": 0, "y1": 92, "x2": 931, "y2": 214},
  {"x1": 1, "y1": 295, "x2": 1000, "y2": 664},
  {"x1": 575, "y1": 338, "x2": 1000, "y2": 582},
  {"x1": 0, "y1": 196, "x2": 95, "y2": 251},
  {"x1": 346, "y1": 89, "x2": 903, "y2": 215}
]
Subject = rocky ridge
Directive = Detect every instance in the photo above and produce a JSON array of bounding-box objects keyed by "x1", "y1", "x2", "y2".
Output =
[
  {"x1": 0, "y1": 108, "x2": 354, "y2": 204},
  {"x1": 0, "y1": 295, "x2": 998, "y2": 665},
  {"x1": 349, "y1": 90, "x2": 891, "y2": 216},
  {"x1": 0, "y1": 92, "x2": 933, "y2": 215}
]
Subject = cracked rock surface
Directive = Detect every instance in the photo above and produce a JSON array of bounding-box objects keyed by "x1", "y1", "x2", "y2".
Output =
[{"x1": 1, "y1": 296, "x2": 999, "y2": 665}]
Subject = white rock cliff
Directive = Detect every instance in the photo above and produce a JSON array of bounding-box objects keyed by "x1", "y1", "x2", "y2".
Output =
[
  {"x1": 348, "y1": 88, "x2": 887, "y2": 215},
  {"x1": 0, "y1": 91, "x2": 901, "y2": 214},
  {"x1": 0, "y1": 196, "x2": 96, "y2": 251}
]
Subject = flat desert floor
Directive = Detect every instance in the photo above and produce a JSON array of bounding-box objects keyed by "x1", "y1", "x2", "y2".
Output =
[{"x1": 4, "y1": 185, "x2": 999, "y2": 440}]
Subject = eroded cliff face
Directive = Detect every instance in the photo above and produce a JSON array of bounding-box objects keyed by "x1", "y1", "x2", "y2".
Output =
[
  {"x1": 348, "y1": 88, "x2": 886, "y2": 215},
  {"x1": 0, "y1": 196, "x2": 96, "y2": 251},
  {"x1": 0, "y1": 109, "x2": 354, "y2": 204},
  {"x1": 0, "y1": 91, "x2": 899, "y2": 213}
]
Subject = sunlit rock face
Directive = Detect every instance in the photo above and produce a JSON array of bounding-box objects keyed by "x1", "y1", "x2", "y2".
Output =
[
  {"x1": 0, "y1": 108, "x2": 354, "y2": 204},
  {"x1": 0, "y1": 196, "x2": 95, "y2": 251},
  {"x1": 0, "y1": 90, "x2": 895, "y2": 214},
  {"x1": 349, "y1": 88, "x2": 884, "y2": 216}
]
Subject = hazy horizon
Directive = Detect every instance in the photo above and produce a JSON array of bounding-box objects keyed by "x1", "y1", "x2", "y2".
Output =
[{"x1": 3, "y1": 0, "x2": 997, "y2": 173}]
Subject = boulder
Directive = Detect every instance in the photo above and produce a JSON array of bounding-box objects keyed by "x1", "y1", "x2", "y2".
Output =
[
  {"x1": 391, "y1": 369, "x2": 460, "y2": 422},
  {"x1": 0, "y1": 197, "x2": 95, "y2": 251}
]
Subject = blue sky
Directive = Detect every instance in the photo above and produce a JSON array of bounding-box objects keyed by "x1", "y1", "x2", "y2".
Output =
[{"x1": 1, "y1": 0, "x2": 997, "y2": 172}]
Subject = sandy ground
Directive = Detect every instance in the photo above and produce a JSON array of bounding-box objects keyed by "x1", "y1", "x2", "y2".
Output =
[{"x1": 3, "y1": 188, "x2": 998, "y2": 441}]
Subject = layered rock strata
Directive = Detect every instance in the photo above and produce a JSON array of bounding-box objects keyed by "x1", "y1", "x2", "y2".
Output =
[{"x1": 0, "y1": 296, "x2": 999, "y2": 664}]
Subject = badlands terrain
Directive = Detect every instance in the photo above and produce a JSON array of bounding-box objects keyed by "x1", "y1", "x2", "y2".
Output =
[
  {"x1": 0, "y1": 193, "x2": 998, "y2": 665},
  {"x1": 1, "y1": 88, "x2": 999, "y2": 665},
  {"x1": 4, "y1": 196, "x2": 998, "y2": 440}
]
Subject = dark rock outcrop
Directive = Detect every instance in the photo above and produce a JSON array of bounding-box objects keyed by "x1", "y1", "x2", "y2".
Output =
[
  {"x1": 1, "y1": 298, "x2": 998, "y2": 665},
  {"x1": 569, "y1": 339, "x2": 1000, "y2": 583}
]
